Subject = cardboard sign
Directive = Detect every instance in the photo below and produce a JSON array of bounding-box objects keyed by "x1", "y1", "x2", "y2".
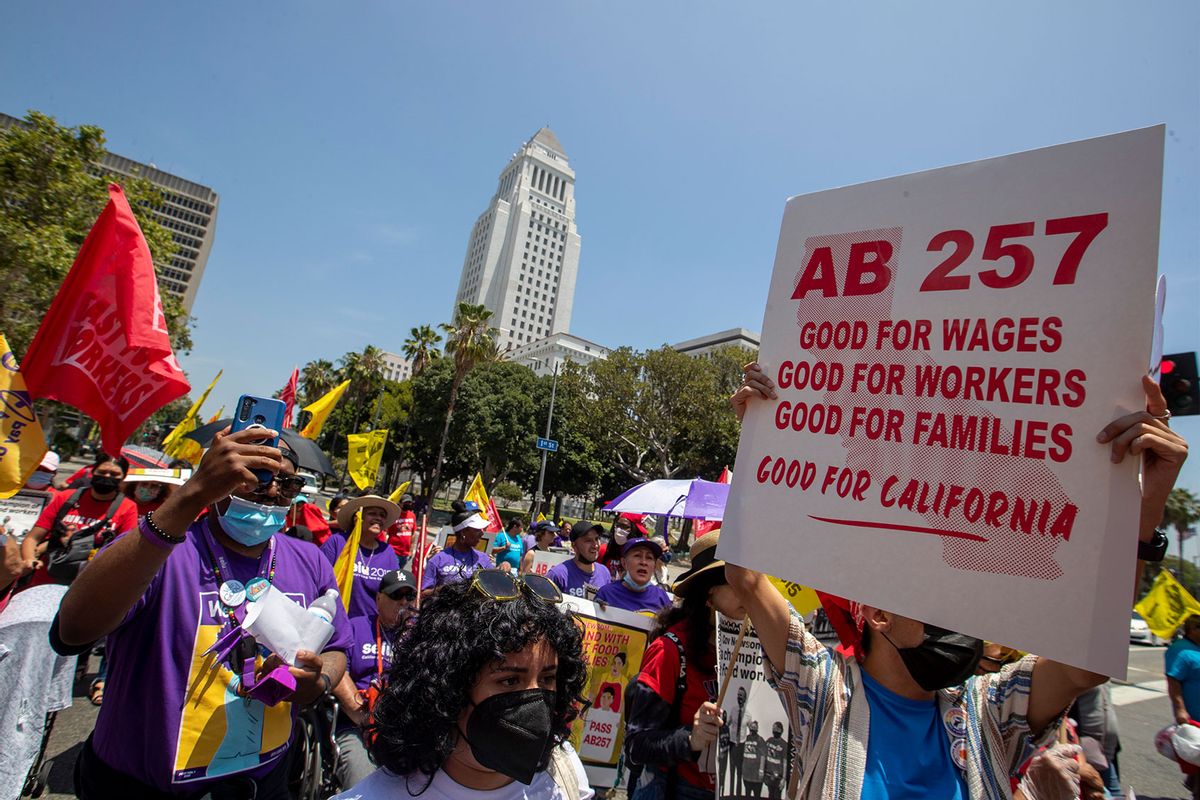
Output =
[
  {"x1": 721, "y1": 127, "x2": 1164, "y2": 676},
  {"x1": 715, "y1": 614, "x2": 795, "y2": 800},
  {"x1": 561, "y1": 596, "x2": 654, "y2": 787},
  {"x1": 0, "y1": 489, "x2": 51, "y2": 542},
  {"x1": 435, "y1": 525, "x2": 492, "y2": 554},
  {"x1": 528, "y1": 548, "x2": 571, "y2": 577}
]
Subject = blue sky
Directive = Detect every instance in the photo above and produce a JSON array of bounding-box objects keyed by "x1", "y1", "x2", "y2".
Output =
[{"x1": 3, "y1": 1, "x2": 1199, "y2": 502}]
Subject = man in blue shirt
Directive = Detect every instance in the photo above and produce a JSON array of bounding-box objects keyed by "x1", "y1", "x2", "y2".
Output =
[{"x1": 1167, "y1": 614, "x2": 1200, "y2": 725}]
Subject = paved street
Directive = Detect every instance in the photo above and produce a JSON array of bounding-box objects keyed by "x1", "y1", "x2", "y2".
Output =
[{"x1": 23, "y1": 641, "x2": 1183, "y2": 799}]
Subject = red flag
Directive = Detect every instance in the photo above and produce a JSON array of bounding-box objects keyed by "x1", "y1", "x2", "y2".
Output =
[
  {"x1": 486, "y1": 497, "x2": 504, "y2": 533},
  {"x1": 279, "y1": 366, "x2": 299, "y2": 428},
  {"x1": 23, "y1": 184, "x2": 190, "y2": 455},
  {"x1": 694, "y1": 466, "x2": 730, "y2": 538}
]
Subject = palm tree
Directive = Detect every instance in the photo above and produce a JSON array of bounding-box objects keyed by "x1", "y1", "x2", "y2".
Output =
[
  {"x1": 427, "y1": 303, "x2": 496, "y2": 499},
  {"x1": 403, "y1": 324, "x2": 442, "y2": 375},
  {"x1": 299, "y1": 359, "x2": 337, "y2": 406},
  {"x1": 1164, "y1": 488, "x2": 1200, "y2": 580}
]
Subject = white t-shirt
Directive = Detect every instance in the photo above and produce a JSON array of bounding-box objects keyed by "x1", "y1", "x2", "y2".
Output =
[{"x1": 332, "y1": 745, "x2": 594, "y2": 800}]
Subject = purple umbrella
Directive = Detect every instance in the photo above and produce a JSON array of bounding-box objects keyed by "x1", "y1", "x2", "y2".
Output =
[{"x1": 603, "y1": 478, "x2": 730, "y2": 520}]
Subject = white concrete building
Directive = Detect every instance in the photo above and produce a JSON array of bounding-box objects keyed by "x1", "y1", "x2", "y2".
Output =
[
  {"x1": 507, "y1": 333, "x2": 609, "y2": 377},
  {"x1": 452, "y1": 128, "x2": 582, "y2": 351},
  {"x1": 380, "y1": 351, "x2": 412, "y2": 382},
  {"x1": 672, "y1": 328, "x2": 761, "y2": 359}
]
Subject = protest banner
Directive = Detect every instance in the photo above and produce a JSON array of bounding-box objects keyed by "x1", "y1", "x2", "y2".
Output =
[
  {"x1": 22, "y1": 184, "x2": 190, "y2": 456},
  {"x1": 720, "y1": 127, "x2": 1164, "y2": 676},
  {"x1": 528, "y1": 548, "x2": 571, "y2": 577},
  {"x1": 0, "y1": 333, "x2": 47, "y2": 497},
  {"x1": 0, "y1": 489, "x2": 51, "y2": 542},
  {"x1": 346, "y1": 430, "x2": 387, "y2": 490},
  {"x1": 715, "y1": 614, "x2": 794, "y2": 800},
  {"x1": 560, "y1": 595, "x2": 654, "y2": 787}
]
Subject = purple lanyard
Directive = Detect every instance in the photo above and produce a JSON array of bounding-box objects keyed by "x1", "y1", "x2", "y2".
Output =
[{"x1": 199, "y1": 523, "x2": 276, "y2": 628}]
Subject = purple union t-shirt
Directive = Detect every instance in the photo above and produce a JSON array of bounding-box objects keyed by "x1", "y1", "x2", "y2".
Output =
[
  {"x1": 421, "y1": 546, "x2": 494, "y2": 590},
  {"x1": 319, "y1": 533, "x2": 401, "y2": 621},
  {"x1": 88, "y1": 522, "x2": 353, "y2": 792},
  {"x1": 595, "y1": 579, "x2": 672, "y2": 613},
  {"x1": 546, "y1": 559, "x2": 612, "y2": 598}
]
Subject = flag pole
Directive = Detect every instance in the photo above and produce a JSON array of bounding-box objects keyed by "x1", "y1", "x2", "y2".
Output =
[{"x1": 715, "y1": 616, "x2": 752, "y2": 707}]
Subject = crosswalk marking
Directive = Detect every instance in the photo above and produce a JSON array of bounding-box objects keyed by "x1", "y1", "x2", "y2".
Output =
[{"x1": 1112, "y1": 679, "x2": 1168, "y2": 707}]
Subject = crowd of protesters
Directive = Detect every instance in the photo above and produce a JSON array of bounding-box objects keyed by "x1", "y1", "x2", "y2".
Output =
[{"x1": 0, "y1": 361, "x2": 1191, "y2": 800}]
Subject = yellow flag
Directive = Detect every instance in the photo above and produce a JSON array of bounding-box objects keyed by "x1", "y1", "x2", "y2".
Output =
[
  {"x1": 162, "y1": 370, "x2": 222, "y2": 465},
  {"x1": 535, "y1": 512, "x2": 547, "y2": 524},
  {"x1": 333, "y1": 510, "x2": 362, "y2": 612},
  {"x1": 1135, "y1": 569, "x2": 1200, "y2": 639},
  {"x1": 299, "y1": 380, "x2": 350, "y2": 440},
  {"x1": 347, "y1": 429, "x2": 387, "y2": 490},
  {"x1": 768, "y1": 576, "x2": 821, "y2": 616},
  {"x1": 207, "y1": 405, "x2": 225, "y2": 424},
  {"x1": 0, "y1": 334, "x2": 48, "y2": 499},
  {"x1": 465, "y1": 472, "x2": 492, "y2": 521},
  {"x1": 388, "y1": 480, "x2": 412, "y2": 503}
]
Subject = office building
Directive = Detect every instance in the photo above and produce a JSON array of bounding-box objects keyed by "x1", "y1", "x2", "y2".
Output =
[
  {"x1": 507, "y1": 332, "x2": 610, "y2": 377},
  {"x1": 672, "y1": 327, "x2": 761, "y2": 359},
  {"x1": 380, "y1": 351, "x2": 413, "y2": 382},
  {"x1": 452, "y1": 128, "x2": 582, "y2": 351},
  {"x1": 1, "y1": 112, "x2": 219, "y2": 313}
]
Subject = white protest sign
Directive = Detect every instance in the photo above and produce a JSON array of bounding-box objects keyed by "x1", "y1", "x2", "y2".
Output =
[
  {"x1": 715, "y1": 614, "x2": 795, "y2": 800},
  {"x1": 0, "y1": 489, "x2": 51, "y2": 542},
  {"x1": 720, "y1": 127, "x2": 1164, "y2": 677},
  {"x1": 529, "y1": 548, "x2": 571, "y2": 577}
]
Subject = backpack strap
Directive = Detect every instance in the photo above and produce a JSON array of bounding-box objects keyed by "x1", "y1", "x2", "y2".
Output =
[
  {"x1": 97, "y1": 494, "x2": 125, "y2": 544},
  {"x1": 661, "y1": 632, "x2": 689, "y2": 796},
  {"x1": 51, "y1": 489, "x2": 86, "y2": 533},
  {"x1": 548, "y1": 744, "x2": 581, "y2": 800}
]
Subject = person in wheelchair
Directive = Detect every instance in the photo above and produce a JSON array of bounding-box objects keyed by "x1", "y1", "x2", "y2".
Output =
[{"x1": 331, "y1": 570, "x2": 417, "y2": 788}]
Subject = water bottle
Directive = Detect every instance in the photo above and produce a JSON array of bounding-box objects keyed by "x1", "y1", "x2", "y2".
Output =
[{"x1": 308, "y1": 589, "x2": 339, "y2": 625}]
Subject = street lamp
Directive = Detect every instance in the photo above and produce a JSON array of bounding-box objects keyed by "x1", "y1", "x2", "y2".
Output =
[{"x1": 531, "y1": 361, "x2": 559, "y2": 521}]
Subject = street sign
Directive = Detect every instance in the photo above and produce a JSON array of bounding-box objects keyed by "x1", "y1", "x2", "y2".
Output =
[{"x1": 536, "y1": 437, "x2": 559, "y2": 452}]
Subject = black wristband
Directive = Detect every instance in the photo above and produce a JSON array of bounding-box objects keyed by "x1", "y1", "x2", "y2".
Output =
[
  {"x1": 1138, "y1": 528, "x2": 1169, "y2": 563},
  {"x1": 319, "y1": 673, "x2": 333, "y2": 696}
]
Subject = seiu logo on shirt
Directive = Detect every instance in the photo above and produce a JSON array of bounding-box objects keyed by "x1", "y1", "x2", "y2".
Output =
[
  {"x1": 567, "y1": 587, "x2": 586, "y2": 598},
  {"x1": 353, "y1": 562, "x2": 390, "y2": 580},
  {"x1": 360, "y1": 641, "x2": 393, "y2": 660}
]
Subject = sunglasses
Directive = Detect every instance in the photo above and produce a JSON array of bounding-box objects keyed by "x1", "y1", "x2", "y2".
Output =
[
  {"x1": 249, "y1": 475, "x2": 306, "y2": 500},
  {"x1": 470, "y1": 569, "x2": 563, "y2": 604}
]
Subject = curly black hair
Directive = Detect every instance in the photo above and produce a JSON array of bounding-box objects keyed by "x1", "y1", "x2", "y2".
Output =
[{"x1": 369, "y1": 579, "x2": 588, "y2": 788}]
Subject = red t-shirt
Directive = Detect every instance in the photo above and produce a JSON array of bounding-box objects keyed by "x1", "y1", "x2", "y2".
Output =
[
  {"x1": 27, "y1": 488, "x2": 140, "y2": 586},
  {"x1": 635, "y1": 622, "x2": 718, "y2": 791},
  {"x1": 386, "y1": 510, "x2": 417, "y2": 558}
]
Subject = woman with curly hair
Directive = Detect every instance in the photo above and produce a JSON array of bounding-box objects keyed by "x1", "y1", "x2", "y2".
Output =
[{"x1": 333, "y1": 572, "x2": 593, "y2": 799}]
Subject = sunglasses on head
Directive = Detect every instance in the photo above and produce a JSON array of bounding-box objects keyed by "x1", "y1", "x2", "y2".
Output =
[{"x1": 470, "y1": 569, "x2": 563, "y2": 604}]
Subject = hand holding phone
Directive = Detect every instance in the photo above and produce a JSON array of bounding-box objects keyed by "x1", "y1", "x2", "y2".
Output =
[{"x1": 231, "y1": 395, "x2": 288, "y2": 484}]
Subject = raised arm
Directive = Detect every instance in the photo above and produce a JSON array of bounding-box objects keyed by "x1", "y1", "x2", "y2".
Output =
[
  {"x1": 1027, "y1": 375, "x2": 1187, "y2": 734},
  {"x1": 56, "y1": 429, "x2": 284, "y2": 648}
]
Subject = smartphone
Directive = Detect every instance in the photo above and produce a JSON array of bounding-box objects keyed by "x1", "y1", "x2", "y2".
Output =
[{"x1": 231, "y1": 395, "x2": 287, "y2": 484}]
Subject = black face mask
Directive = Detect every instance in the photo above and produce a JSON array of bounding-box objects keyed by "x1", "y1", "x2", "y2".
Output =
[
  {"x1": 886, "y1": 624, "x2": 983, "y2": 692},
  {"x1": 91, "y1": 475, "x2": 120, "y2": 495},
  {"x1": 464, "y1": 688, "x2": 556, "y2": 784}
]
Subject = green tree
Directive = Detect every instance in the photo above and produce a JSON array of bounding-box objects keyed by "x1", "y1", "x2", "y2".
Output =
[
  {"x1": 298, "y1": 358, "x2": 337, "y2": 406},
  {"x1": 0, "y1": 110, "x2": 191, "y2": 355},
  {"x1": 534, "y1": 362, "x2": 610, "y2": 507},
  {"x1": 1164, "y1": 487, "x2": 1200, "y2": 576},
  {"x1": 428, "y1": 303, "x2": 496, "y2": 499},
  {"x1": 402, "y1": 325, "x2": 442, "y2": 376}
]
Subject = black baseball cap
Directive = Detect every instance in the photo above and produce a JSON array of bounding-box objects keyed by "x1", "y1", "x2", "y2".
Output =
[
  {"x1": 569, "y1": 520, "x2": 605, "y2": 542},
  {"x1": 379, "y1": 570, "x2": 417, "y2": 598}
]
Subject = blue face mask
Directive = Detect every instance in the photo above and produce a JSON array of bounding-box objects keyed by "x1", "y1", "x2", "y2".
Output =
[
  {"x1": 218, "y1": 495, "x2": 288, "y2": 547},
  {"x1": 623, "y1": 573, "x2": 651, "y2": 591}
]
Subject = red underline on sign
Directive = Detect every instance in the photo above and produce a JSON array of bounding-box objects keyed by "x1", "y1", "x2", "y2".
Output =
[{"x1": 809, "y1": 516, "x2": 988, "y2": 543}]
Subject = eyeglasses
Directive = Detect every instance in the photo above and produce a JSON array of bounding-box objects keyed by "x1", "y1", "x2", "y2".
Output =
[
  {"x1": 248, "y1": 475, "x2": 306, "y2": 502},
  {"x1": 470, "y1": 569, "x2": 562, "y2": 604}
]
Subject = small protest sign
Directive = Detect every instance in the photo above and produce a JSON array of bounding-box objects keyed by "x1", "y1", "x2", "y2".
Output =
[
  {"x1": 716, "y1": 614, "x2": 794, "y2": 800},
  {"x1": 529, "y1": 548, "x2": 571, "y2": 577},
  {"x1": 560, "y1": 596, "x2": 654, "y2": 787},
  {"x1": 0, "y1": 489, "x2": 51, "y2": 542},
  {"x1": 720, "y1": 127, "x2": 1164, "y2": 676}
]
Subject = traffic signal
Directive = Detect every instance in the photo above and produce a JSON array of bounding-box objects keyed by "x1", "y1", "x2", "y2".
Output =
[{"x1": 1160, "y1": 351, "x2": 1199, "y2": 416}]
